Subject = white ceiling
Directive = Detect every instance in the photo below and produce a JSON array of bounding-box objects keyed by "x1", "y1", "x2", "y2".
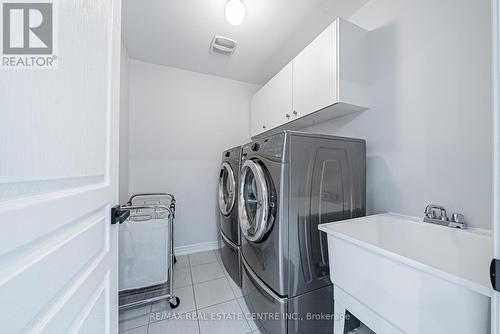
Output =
[{"x1": 122, "y1": 0, "x2": 369, "y2": 85}]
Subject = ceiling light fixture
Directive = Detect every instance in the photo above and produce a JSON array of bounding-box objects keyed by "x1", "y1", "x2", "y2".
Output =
[{"x1": 225, "y1": 0, "x2": 245, "y2": 26}]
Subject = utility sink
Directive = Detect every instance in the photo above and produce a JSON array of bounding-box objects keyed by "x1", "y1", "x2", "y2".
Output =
[{"x1": 318, "y1": 213, "x2": 492, "y2": 334}]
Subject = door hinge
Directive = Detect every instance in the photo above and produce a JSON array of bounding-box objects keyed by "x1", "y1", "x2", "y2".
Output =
[
  {"x1": 491, "y1": 258, "x2": 500, "y2": 292},
  {"x1": 111, "y1": 205, "x2": 130, "y2": 225}
]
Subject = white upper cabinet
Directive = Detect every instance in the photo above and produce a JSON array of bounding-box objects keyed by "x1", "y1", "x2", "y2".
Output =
[
  {"x1": 250, "y1": 62, "x2": 293, "y2": 137},
  {"x1": 293, "y1": 21, "x2": 337, "y2": 118},
  {"x1": 250, "y1": 18, "x2": 369, "y2": 137}
]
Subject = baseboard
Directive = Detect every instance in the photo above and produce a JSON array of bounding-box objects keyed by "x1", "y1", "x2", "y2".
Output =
[{"x1": 174, "y1": 240, "x2": 220, "y2": 256}]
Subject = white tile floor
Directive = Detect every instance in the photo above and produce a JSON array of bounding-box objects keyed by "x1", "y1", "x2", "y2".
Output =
[{"x1": 119, "y1": 250, "x2": 262, "y2": 334}]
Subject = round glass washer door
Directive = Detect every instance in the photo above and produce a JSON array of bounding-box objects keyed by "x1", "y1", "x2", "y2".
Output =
[
  {"x1": 218, "y1": 162, "x2": 236, "y2": 216},
  {"x1": 238, "y1": 159, "x2": 273, "y2": 242}
]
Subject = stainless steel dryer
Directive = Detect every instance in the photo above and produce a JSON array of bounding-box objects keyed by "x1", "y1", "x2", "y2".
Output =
[
  {"x1": 218, "y1": 146, "x2": 242, "y2": 286},
  {"x1": 239, "y1": 131, "x2": 366, "y2": 334}
]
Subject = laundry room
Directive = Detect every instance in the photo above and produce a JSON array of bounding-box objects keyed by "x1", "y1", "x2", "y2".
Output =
[{"x1": 0, "y1": 0, "x2": 499, "y2": 334}]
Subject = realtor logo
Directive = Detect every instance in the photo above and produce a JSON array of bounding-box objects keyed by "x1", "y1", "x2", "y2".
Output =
[{"x1": 1, "y1": 1, "x2": 57, "y2": 68}]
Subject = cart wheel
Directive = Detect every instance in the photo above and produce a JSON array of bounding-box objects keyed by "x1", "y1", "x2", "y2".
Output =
[
  {"x1": 169, "y1": 296, "x2": 180, "y2": 309},
  {"x1": 174, "y1": 256, "x2": 177, "y2": 264}
]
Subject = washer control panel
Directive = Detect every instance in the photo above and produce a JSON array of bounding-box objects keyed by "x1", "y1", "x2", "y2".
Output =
[{"x1": 222, "y1": 146, "x2": 242, "y2": 161}]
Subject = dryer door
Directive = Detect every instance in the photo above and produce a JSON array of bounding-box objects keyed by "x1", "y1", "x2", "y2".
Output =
[
  {"x1": 239, "y1": 159, "x2": 275, "y2": 242},
  {"x1": 218, "y1": 162, "x2": 236, "y2": 216}
]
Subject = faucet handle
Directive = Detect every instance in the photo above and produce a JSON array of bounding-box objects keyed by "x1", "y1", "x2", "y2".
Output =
[
  {"x1": 424, "y1": 204, "x2": 435, "y2": 218},
  {"x1": 449, "y1": 213, "x2": 466, "y2": 229},
  {"x1": 451, "y1": 213, "x2": 465, "y2": 223},
  {"x1": 425, "y1": 204, "x2": 446, "y2": 219}
]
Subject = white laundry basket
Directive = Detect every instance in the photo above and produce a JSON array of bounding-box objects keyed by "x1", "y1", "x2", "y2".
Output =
[{"x1": 119, "y1": 205, "x2": 170, "y2": 291}]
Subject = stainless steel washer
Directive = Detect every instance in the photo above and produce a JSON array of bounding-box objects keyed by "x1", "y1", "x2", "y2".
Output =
[
  {"x1": 239, "y1": 131, "x2": 366, "y2": 334},
  {"x1": 218, "y1": 146, "x2": 242, "y2": 286}
]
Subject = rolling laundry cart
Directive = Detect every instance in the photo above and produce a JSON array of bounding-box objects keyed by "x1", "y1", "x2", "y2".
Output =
[{"x1": 118, "y1": 193, "x2": 180, "y2": 310}]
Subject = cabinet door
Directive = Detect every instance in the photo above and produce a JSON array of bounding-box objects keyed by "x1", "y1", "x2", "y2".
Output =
[
  {"x1": 293, "y1": 21, "x2": 337, "y2": 118},
  {"x1": 250, "y1": 87, "x2": 267, "y2": 137},
  {"x1": 250, "y1": 62, "x2": 293, "y2": 137}
]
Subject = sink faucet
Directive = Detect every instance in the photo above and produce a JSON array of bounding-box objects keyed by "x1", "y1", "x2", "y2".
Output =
[{"x1": 423, "y1": 204, "x2": 466, "y2": 229}]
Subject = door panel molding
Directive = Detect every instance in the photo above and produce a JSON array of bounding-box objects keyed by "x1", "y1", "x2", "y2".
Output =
[
  {"x1": 32, "y1": 269, "x2": 111, "y2": 333},
  {"x1": 0, "y1": 188, "x2": 109, "y2": 255},
  {"x1": 67, "y1": 277, "x2": 108, "y2": 334},
  {"x1": 1, "y1": 210, "x2": 110, "y2": 332},
  {"x1": 0, "y1": 176, "x2": 106, "y2": 203}
]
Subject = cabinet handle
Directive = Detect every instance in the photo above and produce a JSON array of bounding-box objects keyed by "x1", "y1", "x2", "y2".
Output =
[
  {"x1": 262, "y1": 125, "x2": 266, "y2": 129},
  {"x1": 285, "y1": 114, "x2": 291, "y2": 119},
  {"x1": 292, "y1": 110, "x2": 298, "y2": 117}
]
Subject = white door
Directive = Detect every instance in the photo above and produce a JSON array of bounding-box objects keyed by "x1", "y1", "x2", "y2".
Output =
[
  {"x1": 493, "y1": 0, "x2": 500, "y2": 332},
  {"x1": 0, "y1": 0, "x2": 121, "y2": 332},
  {"x1": 292, "y1": 21, "x2": 337, "y2": 119}
]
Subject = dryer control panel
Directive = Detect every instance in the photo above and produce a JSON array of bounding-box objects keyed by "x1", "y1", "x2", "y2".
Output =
[{"x1": 242, "y1": 132, "x2": 285, "y2": 160}]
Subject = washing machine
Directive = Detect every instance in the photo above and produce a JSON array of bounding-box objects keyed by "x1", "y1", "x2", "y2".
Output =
[
  {"x1": 238, "y1": 131, "x2": 366, "y2": 334},
  {"x1": 218, "y1": 146, "x2": 242, "y2": 286}
]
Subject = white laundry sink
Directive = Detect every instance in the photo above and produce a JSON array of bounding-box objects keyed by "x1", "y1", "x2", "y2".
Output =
[{"x1": 318, "y1": 213, "x2": 492, "y2": 334}]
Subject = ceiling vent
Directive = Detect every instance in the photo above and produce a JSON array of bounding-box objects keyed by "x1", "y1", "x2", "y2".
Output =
[{"x1": 210, "y1": 35, "x2": 237, "y2": 56}]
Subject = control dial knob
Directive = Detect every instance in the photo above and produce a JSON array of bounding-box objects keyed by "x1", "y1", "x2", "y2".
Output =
[{"x1": 251, "y1": 142, "x2": 260, "y2": 152}]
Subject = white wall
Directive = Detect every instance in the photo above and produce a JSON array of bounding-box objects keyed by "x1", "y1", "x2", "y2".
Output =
[
  {"x1": 304, "y1": 0, "x2": 492, "y2": 229},
  {"x1": 119, "y1": 42, "x2": 130, "y2": 203},
  {"x1": 129, "y1": 60, "x2": 260, "y2": 247}
]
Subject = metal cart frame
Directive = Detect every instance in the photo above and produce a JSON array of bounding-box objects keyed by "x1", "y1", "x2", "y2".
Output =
[{"x1": 118, "y1": 193, "x2": 180, "y2": 310}]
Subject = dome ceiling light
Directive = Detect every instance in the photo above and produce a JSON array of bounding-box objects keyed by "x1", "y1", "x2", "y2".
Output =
[{"x1": 225, "y1": 0, "x2": 246, "y2": 26}]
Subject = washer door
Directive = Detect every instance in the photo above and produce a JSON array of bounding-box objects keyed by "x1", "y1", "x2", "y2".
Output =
[
  {"x1": 218, "y1": 162, "x2": 236, "y2": 216},
  {"x1": 239, "y1": 159, "x2": 274, "y2": 242}
]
